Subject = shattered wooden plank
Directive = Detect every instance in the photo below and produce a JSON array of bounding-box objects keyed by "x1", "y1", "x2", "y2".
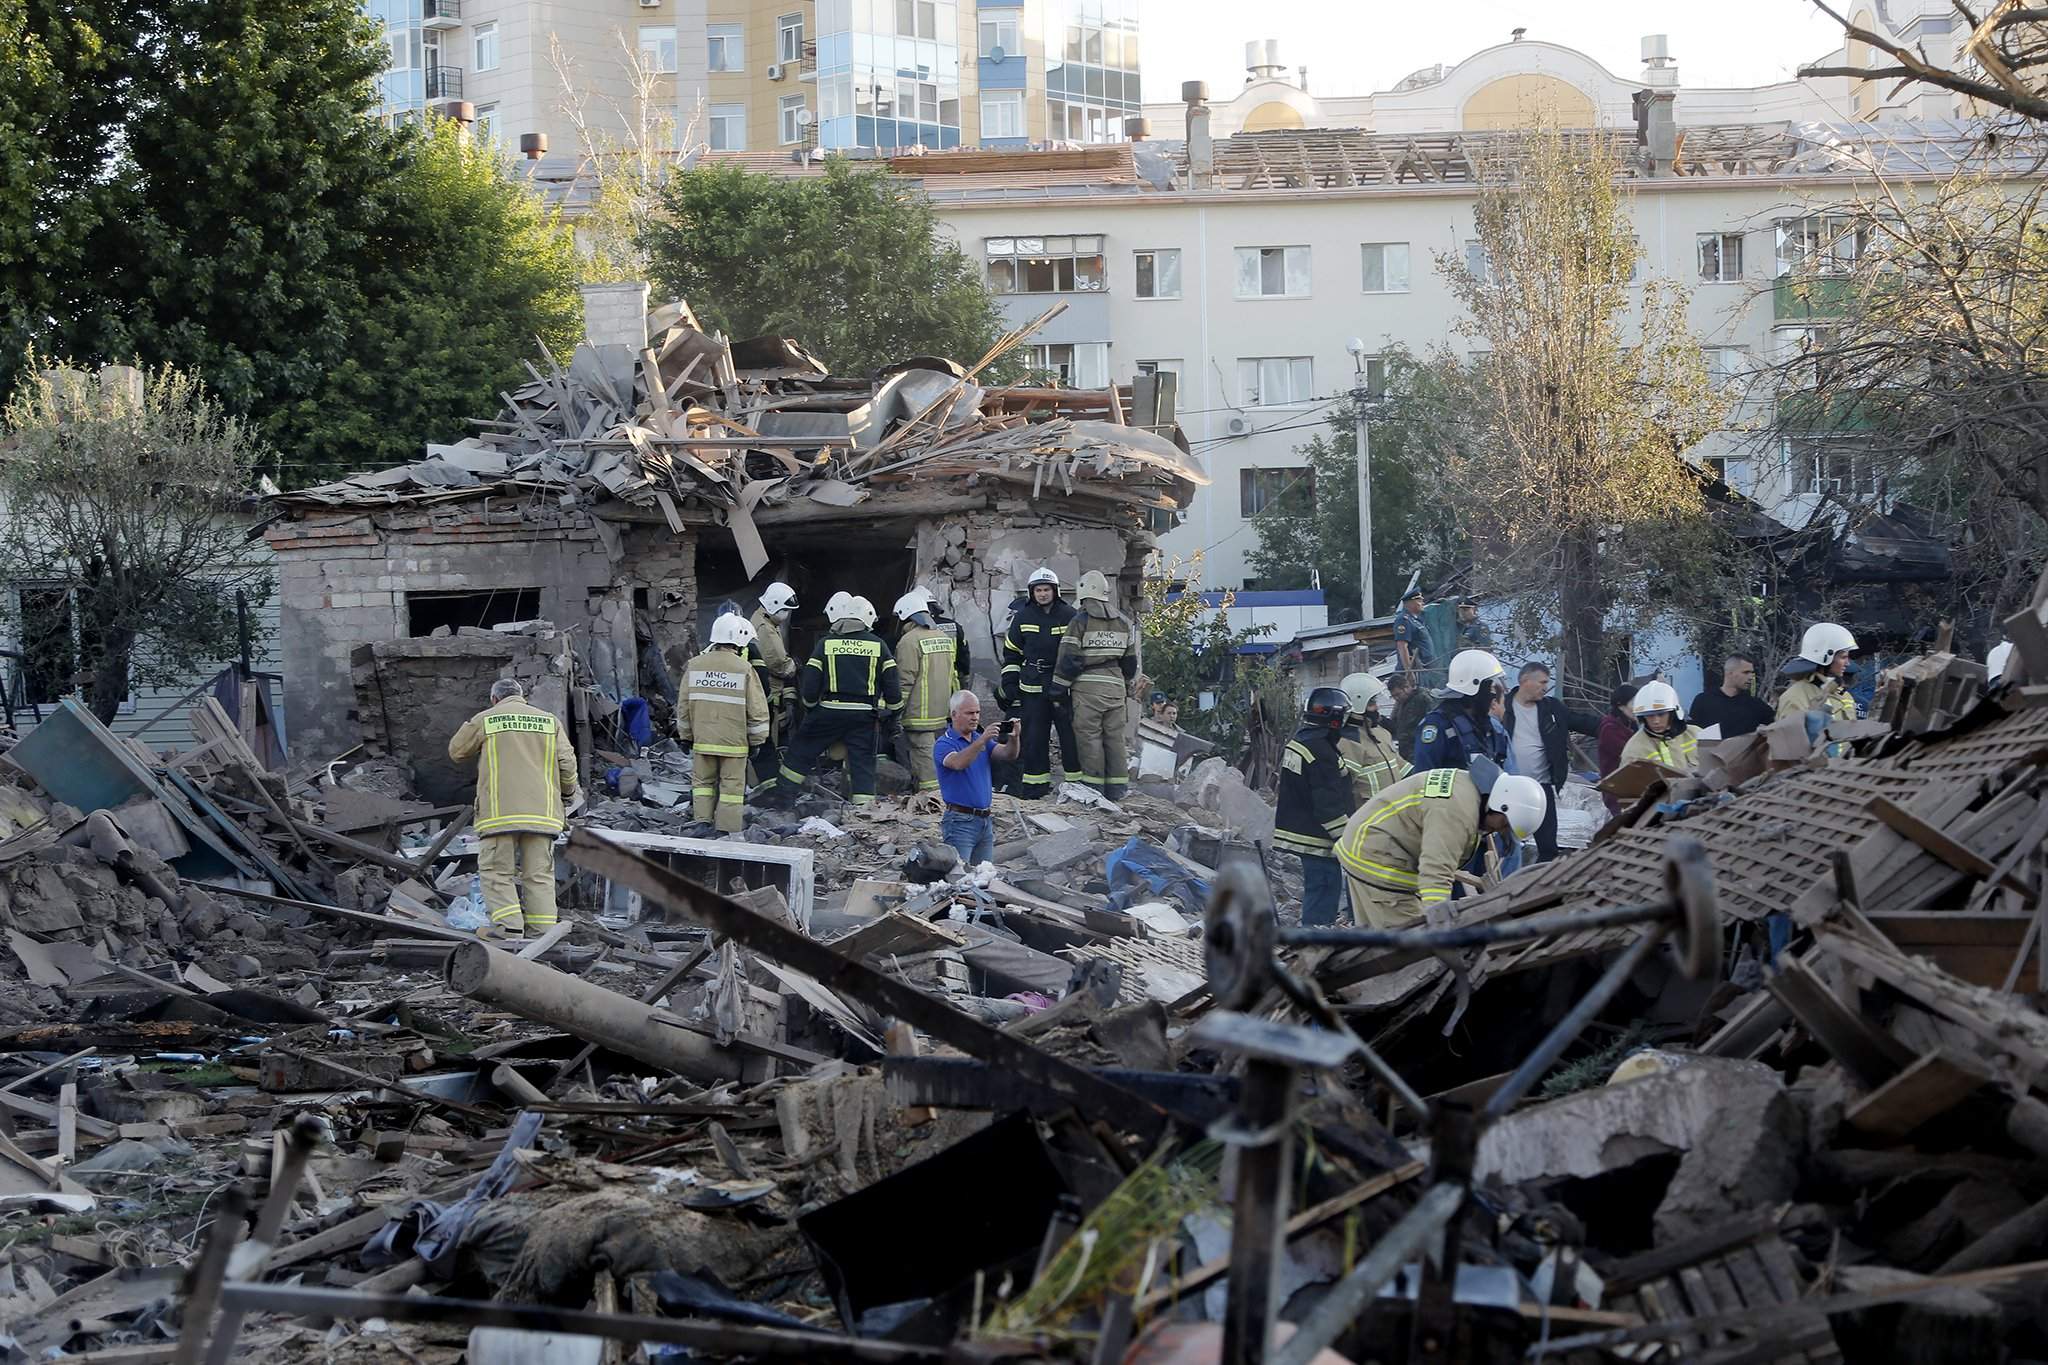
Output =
[{"x1": 1844, "y1": 1050, "x2": 1986, "y2": 1139}]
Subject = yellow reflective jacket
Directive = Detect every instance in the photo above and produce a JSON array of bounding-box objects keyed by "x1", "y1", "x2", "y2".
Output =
[
  {"x1": 678, "y1": 646, "x2": 770, "y2": 757},
  {"x1": 1336, "y1": 720, "x2": 1408, "y2": 807},
  {"x1": 896, "y1": 624, "x2": 961, "y2": 732},
  {"x1": 448, "y1": 698, "x2": 580, "y2": 837},
  {"x1": 1335, "y1": 769, "x2": 1484, "y2": 927},
  {"x1": 1619, "y1": 723, "x2": 1702, "y2": 774},
  {"x1": 750, "y1": 608, "x2": 797, "y2": 699},
  {"x1": 1776, "y1": 677, "x2": 1858, "y2": 724}
]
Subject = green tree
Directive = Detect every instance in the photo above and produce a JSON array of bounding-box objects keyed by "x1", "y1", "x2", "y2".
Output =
[
  {"x1": 1246, "y1": 351, "x2": 1464, "y2": 621},
  {"x1": 1138, "y1": 557, "x2": 1281, "y2": 764},
  {"x1": 641, "y1": 160, "x2": 1013, "y2": 376},
  {"x1": 0, "y1": 362, "x2": 274, "y2": 723},
  {"x1": 288, "y1": 118, "x2": 584, "y2": 483},
  {"x1": 1430, "y1": 126, "x2": 1729, "y2": 685}
]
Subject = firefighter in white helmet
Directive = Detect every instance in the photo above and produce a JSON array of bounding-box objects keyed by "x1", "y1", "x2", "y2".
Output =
[
  {"x1": 1776, "y1": 623, "x2": 1860, "y2": 725},
  {"x1": 1410, "y1": 649, "x2": 1509, "y2": 773},
  {"x1": 1336, "y1": 767, "x2": 1548, "y2": 929},
  {"x1": 678, "y1": 613, "x2": 770, "y2": 832},
  {"x1": 1618, "y1": 680, "x2": 1702, "y2": 775},
  {"x1": 892, "y1": 587, "x2": 963, "y2": 800},
  {"x1": 1336, "y1": 671, "x2": 1407, "y2": 805},
  {"x1": 1051, "y1": 570, "x2": 1139, "y2": 799},
  {"x1": 999, "y1": 567, "x2": 1078, "y2": 798},
  {"x1": 749, "y1": 582, "x2": 800, "y2": 784}
]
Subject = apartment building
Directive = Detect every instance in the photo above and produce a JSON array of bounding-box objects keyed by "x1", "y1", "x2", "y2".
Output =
[
  {"x1": 912, "y1": 26, "x2": 1995, "y2": 596},
  {"x1": 362, "y1": 0, "x2": 1141, "y2": 156}
]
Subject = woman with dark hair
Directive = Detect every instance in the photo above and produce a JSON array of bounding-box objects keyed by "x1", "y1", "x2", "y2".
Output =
[{"x1": 1597, "y1": 681, "x2": 1640, "y2": 816}]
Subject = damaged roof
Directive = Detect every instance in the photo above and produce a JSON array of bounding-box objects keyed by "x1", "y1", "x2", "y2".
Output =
[{"x1": 270, "y1": 299, "x2": 1204, "y2": 568}]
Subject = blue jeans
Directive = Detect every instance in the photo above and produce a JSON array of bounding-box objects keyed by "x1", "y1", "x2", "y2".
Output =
[
  {"x1": 940, "y1": 811, "x2": 995, "y2": 867},
  {"x1": 1300, "y1": 854, "x2": 1349, "y2": 927}
]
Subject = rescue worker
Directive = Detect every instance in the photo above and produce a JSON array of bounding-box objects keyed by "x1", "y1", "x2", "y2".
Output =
[
  {"x1": 447, "y1": 678, "x2": 581, "y2": 939},
  {"x1": 749, "y1": 582, "x2": 800, "y2": 786},
  {"x1": 1336, "y1": 671, "x2": 1407, "y2": 805},
  {"x1": 677, "y1": 613, "x2": 770, "y2": 833},
  {"x1": 1411, "y1": 649, "x2": 1509, "y2": 773},
  {"x1": 893, "y1": 587, "x2": 962, "y2": 800},
  {"x1": 1618, "y1": 680, "x2": 1703, "y2": 775},
  {"x1": 1275, "y1": 687, "x2": 1356, "y2": 926},
  {"x1": 1776, "y1": 623, "x2": 1860, "y2": 725},
  {"x1": 778, "y1": 594, "x2": 899, "y2": 807},
  {"x1": 999, "y1": 567, "x2": 1078, "y2": 798},
  {"x1": 1335, "y1": 767, "x2": 1547, "y2": 929},
  {"x1": 1051, "y1": 570, "x2": 1139, "y2": 800}
]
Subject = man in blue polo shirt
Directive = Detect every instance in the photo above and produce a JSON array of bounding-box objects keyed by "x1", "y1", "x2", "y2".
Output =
[{"x1": 934, "y1": 690, "x2": 1021, "y2": 866}]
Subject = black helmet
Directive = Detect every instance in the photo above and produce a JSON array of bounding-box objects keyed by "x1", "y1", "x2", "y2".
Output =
[{"x1": 1304, "y1": 686, "x2": 1350, "y2": 727}]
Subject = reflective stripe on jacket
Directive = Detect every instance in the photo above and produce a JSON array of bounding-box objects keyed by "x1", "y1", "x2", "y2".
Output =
[
  {"x1": 750, "y1": 608, "x2": 796, "y2": 698},
  {"x1": 1275, "y1": 726, "x2": 1352, "y2": 856},
  {"x1": 1336, "y1": 768, "x2": 1483, "y2": 916},
  {"x1": 1776, "y1": 677, "x2": 1858, "y2": 723},
  {"x1": 1053, "y1": 606, "x2": 1138, "y2": 695},
  {"x1": 1002, "y1": 598, "x2": 1076, "y2": 696},
  {"x1": 678, "y1": 646, "x2": 770, "y2": 757},
  {"x1": 800, "y1": 624, "x2": 901, "y2": 714},
  {"x1": 1619, "y1": 724, "x2": 1702, "y2": 774},
  {"x1": 1337, "y1": 721, "x2": 1409, "y2": 806},
  {"x1": 448, "y1": 698, "x2": 580, "y2": 837},
  {"x1": 896, "y1": 625, "x2": 960, "y2": 731}
]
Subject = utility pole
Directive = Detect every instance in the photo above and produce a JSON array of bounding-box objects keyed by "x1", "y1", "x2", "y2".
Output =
[{"x1": 1346, "y1": 340, "x2": 1375, "y2": 620}]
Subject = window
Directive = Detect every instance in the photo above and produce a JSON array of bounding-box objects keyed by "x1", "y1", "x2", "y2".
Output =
[
  {"x1": 1238, "y1": 356, "x2": 1314, "y2": 407},
  {"x1": 1234, "y1": 246, "x2": 1310, "y2": 299},
  {"x1": 639, "y1": 25, "x2": 678, "y2": 74},
  {"x1": 980, "y1": 14, "x2": 1020, "y2": 56},
  {"x1": 1464, "y1": 240, "x2": 1498, "y2": 285},
  {"x1": 407, "y1": 589, "x2": 542, "y2": 637},
  {"x1": 1355, "y1": 355, "x2": 1387, "y2": 398},
  {"x1": 1360, "y1": 242, "x2": 1410, "y2": 293},
  {"x1": 1026, "y1": 342, "x2": 1111, "y2": 388},
  {"x1": 779, "y1": 95, "x2": 807, "y2": 144},
  {"x1": 984, "y1": 235, "x2": 1107, "y2": 294},
  {"x1": 1133, "y1": 249, "x2": 1181, "y2": 299},
  {"x1": 472, "y1": 21, "x2": 498, "y2": 73},
  {"x1": 709, "y1": 103, "x2": 747, "y2": 151},
  {"x1": 895, "y1": 0, "x2": 939, "y2": 39},
  {"x1": 980, "y1": 90, "x2": 1025, "y2": 139},
  {"x1": 1240, "y1": 467, "x2": 1310, "y2": 517},
  {"x1": 1776, "y1": 215, "x2": 1867, "y2": 276},
  {"x1": 707, "y1": 23, "x2": 744, "y2": 72},
  {"x1": 778, "y1": 13, "x2": 804, "y2": 64},
  {"x1": 1704, "y1": 346, "x2": 1749, "y2": 383},
  {"x1": 1135, "y1": 359, "x2": 1183, "y2": 378},
  {"x1": 1790, "y1": 437, "x2": 1880, "y2": 498},
  {"x1": 1698, "y1": 232, "x2": 1743, "y2": 283},
  {"x1": 473, "y1": 102, "x2": 499, "y2": 146}
]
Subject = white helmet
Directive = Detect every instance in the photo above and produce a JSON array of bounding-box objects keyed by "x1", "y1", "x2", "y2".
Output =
[
  {"x1": 1632, "y1": 680, "x2": 1683, "y2": 721},
  {"x1": 824, "y1": 591, "x2": 854, "y2": 623},
  {"x1": 1488, "y1": 774, "x2": 1548, "y2": 841},
  {"x1": 760, "y1": 582, "x2": 798, "y2": 615},
  {"x1": 894, "y1": 587, "x2": 934, "y2": 620},
  {"x1": 1988, "y1": 641, "x2": 2014, "y2": 680},
  {"x1": 1340, "y1": 671, "x2": 1392, "y2": 717},
  {"x1": 710, "y1": 613, "x2": 757, "y2": 649},
  {"x1": 1445, "y1": 649, "x2": 1505, "y2": 697},
  {"x1": 1076, "y1": 570, "x2": 1111, "y2": 605},
  {"x1": 844, "y1": 595, "x2": 878, "y2": 631},
  {"x1": 1798, "y1": 622, "x2": 1858, "y2": 667},
  {"x1": 1027, "y1": 566, "x2": 1060, "y2": 589}
]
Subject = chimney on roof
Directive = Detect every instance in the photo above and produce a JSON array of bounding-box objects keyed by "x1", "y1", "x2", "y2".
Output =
[
  {"x1": 1298, "y1": 65, "x2": 1309, "y2": 91},
  {"x1": 1184, "y1": 81, "x2": 1213, "y2": 189},
  {"x1": 519, "y1": 132, "x2": 549, "y2": 161},
  {"x1": 1511, "y1": 26, "x2": 1526, "y2": 41},
  {"x1": 1633, "y1": 88, "x2": 1677, "y2": 176},
  {"x1": 1124, "y1": 116, "x2": 1151, "y2": 141},
  {"x1": 441, "y1": 101, "x2": 475, "y2": 137},
  {"x1": 1245, "y1": 40, "x2": 1284, "y2": 82},
  {"x1": 1640, "y1": 33, "x2": 1678, "y2": 88}
]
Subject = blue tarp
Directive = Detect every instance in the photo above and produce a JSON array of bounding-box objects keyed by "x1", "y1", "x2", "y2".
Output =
[{"x1": 1104, "y1": 837, "x2": 1210, "y2": 916}]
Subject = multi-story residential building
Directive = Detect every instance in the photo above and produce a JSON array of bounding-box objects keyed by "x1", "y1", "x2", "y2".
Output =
[{"x1": 361, "y1": 0, "x2": 1140, "y2": 156}]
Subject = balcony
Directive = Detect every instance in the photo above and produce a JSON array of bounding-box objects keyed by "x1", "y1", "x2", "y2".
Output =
[
  {"x1": 425, "y1": 64, "x2": 463, "y2": 100},
  {"x1": 799, "y1": 39, "x2": 817, "y2": 81},
  {"x1": 1773, "y1": 275, "x2": 1856, "y2": 321},
  {"x1": 422, "y1": 0, "x2": 460, "y2": 30}
]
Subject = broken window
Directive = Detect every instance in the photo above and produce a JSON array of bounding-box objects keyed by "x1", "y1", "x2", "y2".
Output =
[
  {"x1": 1026, "y1": 343, "x2": 1110, "y2": 388},
  {"x1": 406, "y1": 589, "x2": 542, "y2": 637},
  {"x1": 1790, "y1": 437, "x2": 1881, "y2": 499},
  {"x1": 1134, "y1": 249, "x2": 1181, "y2": 299},
  {"x1": 985, "y1": 235, "x2": 1107, "y2": 295},
  {"x1": 1234, "y1": 246, "x2": 1310, "y2": 299},
  {"x1": 1775, "y1": 215, "x2": 1867, "y2": 276},
  {"x1": 1698, "y1": 231, "x2": 1743, "y2": 282}
]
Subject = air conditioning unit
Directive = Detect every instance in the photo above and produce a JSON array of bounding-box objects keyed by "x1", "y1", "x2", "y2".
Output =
[
  {"x1": 1225, "y1": 414, "x2": 1251, "y2": 435},
  {"x1": 767, "y1": 62, "x2": 786, "y2": 80},
  {"x1": 637, "y1": 0, "x2": 661, "y2": 8}
]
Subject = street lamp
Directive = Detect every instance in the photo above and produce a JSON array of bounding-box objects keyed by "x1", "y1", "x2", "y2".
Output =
[{"x1": 1345, "y1": 337, "x2": 1374, "y2": 621}]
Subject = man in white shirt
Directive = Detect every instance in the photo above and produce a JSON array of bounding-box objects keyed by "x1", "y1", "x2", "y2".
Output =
[{"x1": 1499, "y1": 662, "x2": 1602, "y2": 863}]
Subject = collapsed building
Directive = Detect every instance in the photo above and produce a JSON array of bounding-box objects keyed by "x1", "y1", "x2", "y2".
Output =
[{"x1": 262, "y1": 287, "x2": 1202, "y2": 780}]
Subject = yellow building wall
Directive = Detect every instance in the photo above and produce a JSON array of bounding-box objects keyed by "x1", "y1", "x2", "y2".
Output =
[{"x1": 1461, "y1": 74, "x2": 1596, "y2": 130}]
